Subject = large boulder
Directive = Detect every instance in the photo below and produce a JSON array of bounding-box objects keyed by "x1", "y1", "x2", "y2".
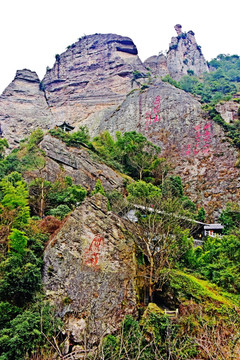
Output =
[{"x1": 43, "y1": 194, "x2": 137, "y2": 345}]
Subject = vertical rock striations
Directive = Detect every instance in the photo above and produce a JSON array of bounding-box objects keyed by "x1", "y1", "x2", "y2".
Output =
[{"x1": 144, "y1": 25, "x2": 209, "y2": 81}]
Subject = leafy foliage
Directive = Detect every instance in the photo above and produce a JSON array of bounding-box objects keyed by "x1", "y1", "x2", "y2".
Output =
[
  {"x1": 29, "y1": 176, "x2": 87, "y2": 218},
  {"x1": 0, "y1": 123, "x2": 239, "y2": 358},
  {"x1": 219, "y1": 202, "x2": 240, "y2": 234},
  {"x1": 0, "y1": 172, "x2": 30, "y2": 230},
  {"x1": 93, "y1": 130, "x2": 161, "y2": 180},
  {"x1": 91, "y1": 179, "x2": 106, "y2": 197},
  {"x1": 0, "y1": 301, "x2": 61, "y2": 360},
  {"x1": 49, "y1": 126, "x2": 94, "y2": 150},
  {"x1": 0, "y1": 139, "x2": 9, "y2": 159},
  {"x1": 163, "y1": 54, "x2": 240, "y2": 105},
  {"x1": 187, "y1": 235, "x2": 240, "y2": 293}
]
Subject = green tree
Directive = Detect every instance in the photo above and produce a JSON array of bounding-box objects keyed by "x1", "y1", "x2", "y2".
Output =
[
  {"x1": 29, "y1": 178, "x2": 51, "y2": 218},
  {"x1": 29, "y1": 176, "x2": 87, "y2": 218},
  {"x1": 0, "y1": 139, "x2": 9, "y2": 159},
  {"x1": 195, "y1": 207, "x2": 206, "y2": 222},
  {"x1": 8, "y1": 229, "x2": 28, "y2": 255},
  {"x1": 48, "y1": 204, "x2": 71, "y2": 219},
  {"x1": 115, "y1": 131, "x2": 161, "y2": 180},
  {"x1": 91, "y1": 179, "x2": 106, "y2": 197},
  {"x1": 127, "y1": 180, "x2": 192, "y2": 302},
  {"x1": 219, "y1": 202, "x2": 240, "y2": 234},
  {"x1": 0, "y1": 172, "x2": 30, "y2": 229}
]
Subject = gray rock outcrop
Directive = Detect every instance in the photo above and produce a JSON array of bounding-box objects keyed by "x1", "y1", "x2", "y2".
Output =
[
  {"x1": 167, "y1": 25, "x2": 209, "y2": 80},
  {"x1": 35, "y1": 134, "x2": 125, "y2": 192},
  {"x1": 43, "y1": 194, "x2": 136, "y2": 346},
  {"x1": 96, "y1": 81, "x2": 240, "y2": 219},
  {"x1": 0, "y1": 69, "x2": 54, "y2": 149},
  {"x1": 144, "y1": 53, "x2": 169, "y2": 78},
  {"x1": 215, "y1": 100, "x2": 240, "y2": 123},
  {"x1": 42, "y1": 34, "x2": 146, "y2": 129}
]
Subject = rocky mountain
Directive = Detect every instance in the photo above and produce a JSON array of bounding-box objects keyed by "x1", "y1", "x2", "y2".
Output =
[
  {"x1": 166, "y1": 24, "x2": 209, "y2": 80},
  {"x1": 0, "y1": 26, "x2": 239, "y2": 219},
  {"x1": 0, "y1": 26, "x2": 209, "y2": 149},
  {"x1": 0, "y1": 69, "x2": 54, "y2": 148},
  {"x1": 93, "y1": 81, "x2": 240, "y2": 220},
  {"x1": 144, "y1": 24, "x2": 209, "y2": 80},
  {"x1": 1, "y1": 26, "x2": 240, "y2": 360},
  {"x1": 41, "y1": 33, "x2": 146, "y2": 132}
]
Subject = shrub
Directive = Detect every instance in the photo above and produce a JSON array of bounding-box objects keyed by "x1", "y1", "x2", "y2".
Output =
[
  {"x1": 39, "y1": 216, "x2": 62, "y2": 235},
  {"x1": 48, "y1": 204, "x2": 71, "y2": 220}
]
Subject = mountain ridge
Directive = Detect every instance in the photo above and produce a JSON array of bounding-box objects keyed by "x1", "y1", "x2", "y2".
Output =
[{"x1": 0, "y1": 26, "x2": 239, "y2": 220}]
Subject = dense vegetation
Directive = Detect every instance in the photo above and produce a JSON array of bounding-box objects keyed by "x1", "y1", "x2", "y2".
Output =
[
  {"x1": 162, "y1": 54, "x2": 240, "y2": 105},
  {"x1": 0, "y1": 127, "x2": 239, "y2": 359},
  {"x1": 162, "y1": 54, "x2": 240, "y2": 149}
]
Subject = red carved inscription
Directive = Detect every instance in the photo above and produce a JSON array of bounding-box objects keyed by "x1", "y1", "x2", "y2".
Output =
[{"x1": 84, "y1": 234, "x2": 104, "y2": 267}]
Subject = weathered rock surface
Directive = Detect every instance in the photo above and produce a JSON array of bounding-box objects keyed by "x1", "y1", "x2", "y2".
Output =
[
  {"x1": 215, "y1": 100, "x2": 240, "y2": 123},
  {"x1": 167, "y1": 25, "x2": 209, "y2": 80},
  {"x1": 96, "y1": 81, "x2": 240, "y2": 219},
  {"x1": 144, "y1": 53, "x2": 168, "y2": 78},
  {"x1": 37, "y1": 134, "x2": 125, "y2": 192},
  {"x1": 0, "y1": 28, "x2": 209, "y2": 149},
  {"x1": 42, "y1": 33, "x2": 146, "y2": 129},
  {"x1": 0, "y1": 30, "x2": 239, "y2": 220},
  {"x1": 43, "y1": 194, "x2": 136, "y2": 345},
  {"x1": 0, "y1": 69, "x2": 54, "y2": 149}
]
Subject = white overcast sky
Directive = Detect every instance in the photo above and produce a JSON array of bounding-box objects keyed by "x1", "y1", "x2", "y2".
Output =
[{"x1": 0, "y1": 0, "x2": 239, "y2": 94}]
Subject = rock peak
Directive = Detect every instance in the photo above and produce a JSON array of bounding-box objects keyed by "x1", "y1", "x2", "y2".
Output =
[
  {"x1": 174, "y1": 24, "x2": 182, "y2": 36},
  {"x1": 167, "y1": 25, "x2": 209, "y2": 80},
  {"x1": 41, "y1": 32, "x2": 145, "y2": 128},
  {"x1": 14, "y1": 69, "x2": 40, "y2": 83}
]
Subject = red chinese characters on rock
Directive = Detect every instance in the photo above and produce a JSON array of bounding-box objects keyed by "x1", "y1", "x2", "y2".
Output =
[
  {"x1": 84, "y1": 234, "x2": 104, "y2": 268},
  {"x1": 202, "y1": 122, "x2": 211, "y2": 154},
  {"x1": 145, "y1": 95, "x2": 161, "y2": 131},
  {"x1": 194, "y1": 124, "x2": 201, "y2": 155},
  {"x1": 182, "y1": 122, "x2": 213, "y2": 157}
]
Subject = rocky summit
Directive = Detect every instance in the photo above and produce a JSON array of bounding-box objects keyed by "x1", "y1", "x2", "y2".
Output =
[
  {"x1": 42, "y1": 33, "x2": 146, "y2": 129},
  {"x1": 167, "y1": 24, "x2": 209, "y2": 80},
  {"x1": 1, "y1": 24, "x2": 240, "y2": 360},
  {"x1": 144, "y1": 24, "x2": 209, "y2": 80},
  {"x1": 0, "y1": 69, "x2": 53, "y2": 149},
  {"x1": 0, "y1": 26, "x2": 239, "y2": 219}
]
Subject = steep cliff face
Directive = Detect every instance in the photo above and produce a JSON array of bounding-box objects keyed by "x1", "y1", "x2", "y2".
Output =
[
  {"x1": 96, "y1": 81, "x2": 240, "y2": 220},
  {"x1": 43, "y1": 194, "x2": 136, "y2": 348},
  {"x1": 0, "y1": 28, "x2": 209, "y2": 149},
  {"x1": 144, "y1": 25, "x2": 209, "y2": 81},
  {"x1": 0, "y1": 30, "x2": 239, "y2": 220},
  {"x1": 42, "y1": 33, "x2": 146, "y2": 130},
  {"x1": 144, "y1": 53, "x2": 169, "y2": 78},
  {"x1": 0, "y1": 69, "x2": 54, "y2": 149},
  {"x1": 167, "y1": 25, "x2": 209, "y2": 80}
]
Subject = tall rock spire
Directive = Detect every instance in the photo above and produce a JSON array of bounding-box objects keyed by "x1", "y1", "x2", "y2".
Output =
[{"x1": 167, "y1": 24, "x2": 209, "y2": 80}]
